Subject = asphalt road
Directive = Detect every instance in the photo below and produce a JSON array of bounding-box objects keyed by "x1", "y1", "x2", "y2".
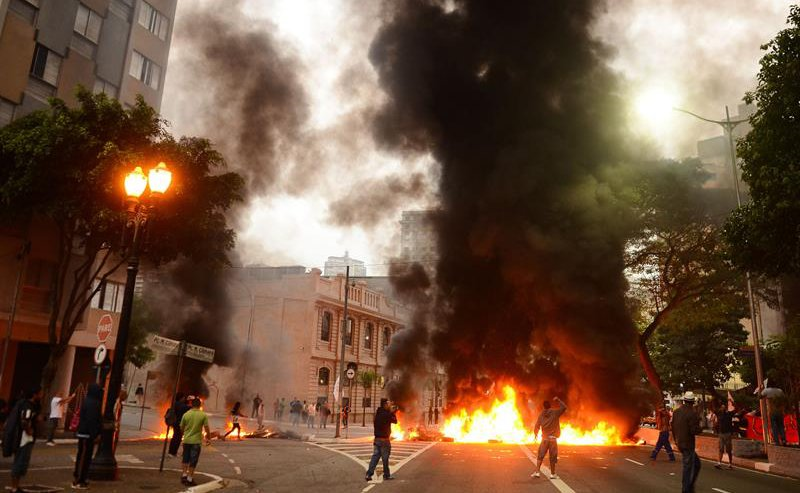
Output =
[
  {"x1": 2, "y1": 437, "x2": 798, "y2": 492},
  {"x1": 374, "y1": 442, "x2": 800, "y2": 493}
]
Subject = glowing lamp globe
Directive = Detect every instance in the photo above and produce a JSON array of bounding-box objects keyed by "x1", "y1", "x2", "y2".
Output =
[
  {"x1": 124, "y1": 166, "x2": 148, "y2": 199},
  {"x1": 148, "y1": 162, "x2": 172, "y2": 195}
]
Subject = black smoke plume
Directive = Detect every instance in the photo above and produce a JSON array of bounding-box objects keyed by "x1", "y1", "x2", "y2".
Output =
[{"x1": 372, "y1": 0, "x2": 645, "y2": 428}]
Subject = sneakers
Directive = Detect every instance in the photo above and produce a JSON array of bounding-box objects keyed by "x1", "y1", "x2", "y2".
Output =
[
  {"x1": 714, "y1": 464, "x2": 723, "y2": 470},
  {"x1": 550, "y1": 474, "x2": 559, "y2": 480},
  {"x1": 71, "y1": 483, "x2": 89, "y2": 490},
  {"x1": 531, "y1": 471, "x2": 541, "y2": 478},
  {"x1": 46, "y1": 441, "x2": 56, "y2": 447},
  {"x1": 186, "y1": 480, "x2": 197, "y2": 487},
  {"x1": 365, "y1": 476, "x2": 372, "y2": 482},
  {"x1": 383, "y1": 476, "x2": 395, "y2": 480},
  {"x1": 727, "y1": 464, "x2": 734, "y2": 470}
]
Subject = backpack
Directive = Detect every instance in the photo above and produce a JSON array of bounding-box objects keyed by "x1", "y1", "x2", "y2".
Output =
[{"x1": 164, "y1": 407, "x2": 177, "y2": 427}]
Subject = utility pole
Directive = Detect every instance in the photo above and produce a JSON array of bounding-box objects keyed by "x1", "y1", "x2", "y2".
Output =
[
  {"x1": 334, "y1": 266, "x2": 350, "y2": 439},
  {"x1": 0, "y1": 240, "x2": 30, "y2": 393}
]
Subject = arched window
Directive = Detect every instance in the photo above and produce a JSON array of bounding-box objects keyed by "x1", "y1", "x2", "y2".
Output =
[
  {"x1": 320, "y1": 311, "x2": 332, "y2": 342},
  {"x1": 382, "y1": 326, "x2": 391, "y2": 350},
  {"x1": 318, "y1": 367, "x2": 330, "y2": 386},
  {"x1": 364, "y1": 323, "x2": 373, "y2": 349},
  {"x1": 345, "y1": 317, "x2": 354, "y2": 346}
]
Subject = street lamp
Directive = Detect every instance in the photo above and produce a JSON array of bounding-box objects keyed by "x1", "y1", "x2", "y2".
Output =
[
  {"x1": 670, "y1": 106, "x2": 769, "y2": 446},
  {"x1": 90, "y1": 162, "x2": 172, "y2": 480}
]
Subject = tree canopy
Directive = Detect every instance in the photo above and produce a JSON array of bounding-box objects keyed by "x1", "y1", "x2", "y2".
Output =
[
  {"x1": 724, "y1": 6, "x2": 800, "y2": 276},
  {"x1": 0, "y1": 88, "x2": 245, "y2": 390}
]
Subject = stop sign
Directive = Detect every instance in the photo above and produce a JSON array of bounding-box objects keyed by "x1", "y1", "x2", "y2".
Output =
[{"x1": 97, "y1": 314, "x2": 113, "y2": 343}]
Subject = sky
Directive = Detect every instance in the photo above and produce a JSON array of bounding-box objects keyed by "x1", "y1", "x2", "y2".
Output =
[{"x1": 160, "y1": 0, "x2": 795, "y2": 273}]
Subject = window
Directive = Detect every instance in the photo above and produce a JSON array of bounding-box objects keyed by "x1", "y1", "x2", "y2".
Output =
[
  {"x1": 74, "y1": 4, "x2": 102, "y2": 43},
  {"x1": 129, "y1": 51, "x2": 161, "y2": 90},
  {"x1": 30, "y1": 45, "x2": 62, "y2": 86},
  {"x1": 364, "y1": 323, "x2": 373, "y2": 350},
  {"x1": 138, "y1": 1, "x2": 169, "y2": 40},
  {"x1": 320, "y1": 311, "x2": 331, "y2": 342},
  {"x1": 344, "y1": 318, "x2": 354, "y2": 346},
  {"x1": 318, "y1": 367, "x2": 330, "y2": 386},
  {"x1": 382, "y1": 327, "x2": 391, "y2": 350},
  {"x1": 90, "y1": 279, "x2": 123, "y2": 312},
  {"x1": 93, "y1": 78, "x2": 118, "y2": 98}
]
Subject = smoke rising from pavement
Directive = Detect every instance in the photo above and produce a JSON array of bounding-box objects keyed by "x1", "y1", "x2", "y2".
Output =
[{"x1": 372, "y1": 0, "x2": 645, "y2": 428}]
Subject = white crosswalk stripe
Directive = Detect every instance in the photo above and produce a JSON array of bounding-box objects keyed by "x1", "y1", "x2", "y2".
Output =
[{"x1": 311, "y1": 439, "x2": 436, "y2": 479}]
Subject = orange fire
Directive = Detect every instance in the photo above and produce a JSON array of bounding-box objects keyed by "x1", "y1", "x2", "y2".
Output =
[
  {"x1": 441, "y1": 385, "x2": 627, "y2": 445},
  {"x1": 153, "y1": 428, "x2": 174, "y2": 440},
  {"x1": 391, "y1": 412, "x2": 407, "y2": 440}
]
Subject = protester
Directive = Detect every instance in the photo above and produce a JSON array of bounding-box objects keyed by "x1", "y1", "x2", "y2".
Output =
[
  {"x1": 770, "y1": 400, "x2": 787, "y2": 446},
  {"x1": 734, "y1": 410, "x2": 749, "y2": 438},
  {"x1": 273, "y1": 399, "x2": 280, "y2": 420},
  {"x1": 307, "y1": 401, "x2": 317, "y2": 429},
  {"x1": 649, "y1": 405, "x2": 676, "y2": 462},
  {"x1": 168, "y1": 393, "x2": 192, "y2": 457},
  {"x1": 342, "y1": 404, "x2": 351, "y2": 428},
  {"x1": 252, "y1": 394, "x2": 262, "y2": 418},
  {"x1": 134, "y1": 384, "x2": 144, "y2": 405},
  {"x1": 222, "y1": 402, "x2": 244, "y2": 440},
  {"x1": 714, "y1": 404, "x2": 735, "y2": 470},
  {"x1": 256, "y1": 400, "x2": 265, "y2": 429},
  {"x1": 290, "y1": 398, "x2": 303, "y2": 427},
  {"x1": 279, "y1": 398, "x2": 286, "y2": 421},
  {"x1": 301, "y1": 400, "x2": 309, "y2": 424},
  {"x1": 46, "y1": 389, "x2": 75, "y2": 445},
  {"x1": 365, "y1": 399, "x2": 398, "y2": 482},
  {"x1": 672, "y1": 392, "x2": 702, "y2": 493},
  {"x1": 320, "y1": 403, "x2": 330, "y2": 429},
  {"x1": 531, "y1": 396, "x2": 567, "y2": 480},
  {"x1": 3, "y1": 386, "x2": 42, "y2": 493},
  {"x1": 179, "y1": 398, "x2": 211, "y2": 486},
  {"x1": 73, "y1": 383, "x2": 103, "y2": 489}
]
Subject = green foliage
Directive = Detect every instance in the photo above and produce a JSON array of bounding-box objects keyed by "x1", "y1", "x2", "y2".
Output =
[
  {"x1": 739, "y1": 322, "x2": 800, "y2": 408},
  {"x1": 127, "y1": 296, "x2": 158, "y2": 369},
  {"x1": 358, "y1": 370, "x2": 378, "y2": 390},
  {"x1": 724, "y1": 6, "x2": 800, "y2": 276},
  {"x1": 651, "y1": 298, "x2": 748, "y2": 396}
]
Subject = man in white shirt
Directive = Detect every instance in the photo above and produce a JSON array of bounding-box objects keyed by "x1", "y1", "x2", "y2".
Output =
[{"x1": 46, "y1": 390, "x2": 75, "y2": 445}]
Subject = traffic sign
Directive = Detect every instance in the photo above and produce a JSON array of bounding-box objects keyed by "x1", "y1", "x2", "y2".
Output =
[
  {"x1": 94, "y1": 344, "x2": 108, "y2": 365},
  {"x1": 149, "y1": 335, "x2": 215, "y2": 363},
  {"x1": 97, "y1": 314, "x2": 113, "y2": 343},
  {"x1": 346, "y1": 368, "x2": 355, "y2": 380}
]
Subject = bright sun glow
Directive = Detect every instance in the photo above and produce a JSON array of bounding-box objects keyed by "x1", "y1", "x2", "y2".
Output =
[{"x1": 634, "y1": 87, "x2": 677, "y2": 122}]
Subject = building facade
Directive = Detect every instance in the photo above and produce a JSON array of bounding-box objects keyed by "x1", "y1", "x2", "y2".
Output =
[{"x1": 0, "y1": 0, "x2": 176, "y2": 400}]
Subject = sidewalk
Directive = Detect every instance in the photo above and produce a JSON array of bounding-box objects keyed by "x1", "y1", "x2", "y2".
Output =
[{"x1": 0, "y1": 466, "x2": 223, "y2": 493}]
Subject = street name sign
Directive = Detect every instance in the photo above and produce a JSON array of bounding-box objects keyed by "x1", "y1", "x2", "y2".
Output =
[{"x1": 150, "y1": 335, "x2": 215, "y2": 363}]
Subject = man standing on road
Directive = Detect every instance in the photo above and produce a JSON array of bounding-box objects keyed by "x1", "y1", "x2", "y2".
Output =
[
  {"x1": 714, "y1": 404, "x2": 735, "y2": 470},
  {"x1": 650, "y1": 406, "x2": 676, "y2": 462},
  {"x1": 73, "y1": 383, "x2": 103, "y2": 489},
  {"x1": 252, "y1": 394, "x2": 262, "y2": 418},
  {"x1": 365, "y1": 399, "x2": 397, "y2": 482},
  {"x1": 179, "y1": 397, "x2": 211, "y2": 487},
  {"x1": 3, "y1": 387, "x2": 42, "y2": 493},
  {"x1": 531, "y1": 396, "x2": 567, "y2": 480},
  {"x1": 168, "y1": 393, "x2": 191, "y2": 458},
  {"x1": 46, "y1": 390, "x2": 75, "y2": 445},
  {"x1": 672, "y1": 392, "x2": 702, "y2": 493}
]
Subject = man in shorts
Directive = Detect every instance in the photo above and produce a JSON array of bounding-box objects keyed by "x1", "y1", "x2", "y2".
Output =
[
  {"x1": 531, "y1": 396, "x2": 567, "y2": 480},
  {"x1": 714, "y1": 404, "x2": 735, "y2": 470},
  {"x1": 179, "y1": 398, "x2": 211, "y2": 486}
]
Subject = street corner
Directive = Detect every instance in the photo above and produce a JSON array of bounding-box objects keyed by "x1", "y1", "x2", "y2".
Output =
[{"x1": 0, "y1": 467, "x2": 225, "y2": 493}]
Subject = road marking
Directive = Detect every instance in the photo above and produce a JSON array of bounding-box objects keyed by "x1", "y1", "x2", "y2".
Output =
[
  {"x1": 625, "y1": 458, "x2": 645, "y2": 466},
  {"x1": 310, "y1": 440, "x2": 436, "y2": 480},
  {"x1": 234, "y1": 466, "x2": 241, "y2": 475},
  {"x1": 712, "y1": 489, "x2": 732, "y2": 493},
  {"x1": 228, "y1": 458, "x2": 235, "y2": 464},
  {"x1": 362, "y1": 485, "x2": 375, "y2": 492},
  {"x1": 221, "y1": 453, "x2": 228, "y2": 458},
  {"x1": 518, "y1": 444, "x2": 576, "y2": 493}
]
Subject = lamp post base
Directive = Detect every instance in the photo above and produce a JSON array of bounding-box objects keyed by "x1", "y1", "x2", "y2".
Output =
[{"x1": 88, "y1": 420, "x2": 119, "y2": 481}]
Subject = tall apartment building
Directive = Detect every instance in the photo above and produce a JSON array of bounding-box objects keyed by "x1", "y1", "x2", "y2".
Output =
[
  {"x1": 0, "y1": 0, "x2": 176, "y2": 400},
  {"x1": 400, "y1": 210, "x2": 437, "y2": 263},
  {"x1": 0, "y1": 0, "x2": 176, "y2": 125},
  {"x1": 323, "y1": 251, "x2": 367, "y2": 277}
]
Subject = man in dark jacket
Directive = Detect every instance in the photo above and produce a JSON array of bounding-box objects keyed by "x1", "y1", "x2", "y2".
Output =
[
  {"x1": 3, "y1": 387, "x2": 42, "y2": 493},
  {"x1": 365, "y1": 399, "x2": 397, "y2": 482},
  {"x1": 73, "y1": 383, "x2": 103, "y2": 489},
  {"x1": 672, "y1": 392, "x2": 702, "y2": 493},
  {"x1": 168, "y1": 393, "x2": 192, "y2": 457}
]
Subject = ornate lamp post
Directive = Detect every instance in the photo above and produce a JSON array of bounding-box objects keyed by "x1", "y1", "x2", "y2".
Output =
[{"x1": 90, "y1": 162, "x2": 172, "y2": 479}]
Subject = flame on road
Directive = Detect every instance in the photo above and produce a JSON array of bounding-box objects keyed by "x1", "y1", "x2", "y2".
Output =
[{"x1": 441, "y1": 385, "x2": 627, "y2": 445}]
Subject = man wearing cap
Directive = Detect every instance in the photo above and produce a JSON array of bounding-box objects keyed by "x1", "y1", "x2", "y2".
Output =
[
  {"x1": 365, "y1": 398, "x2": 397, "y2": 482},
  {"x1": 672, "y1": 392, "x2": 702, "y2": 493}
]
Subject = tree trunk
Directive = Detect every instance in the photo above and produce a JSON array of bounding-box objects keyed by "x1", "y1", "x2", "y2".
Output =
[{"x1": 637, "y1": 333, "x2": 663, "y2": 402}]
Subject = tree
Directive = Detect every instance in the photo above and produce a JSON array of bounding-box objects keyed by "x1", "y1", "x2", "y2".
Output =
[
  {"x1": 358, "y1": 370, "x2": 377, "y2": 426},
  {"x1": 0, "y1": 89, "x2": 244, "y2": 393},
  {"x1": 650, "y1": 298, "x2": 748, "y2": 398},
  {"x1": 724, "y1": 6, "x2": 800, "y2": 276},
  {"x1": 623, "y1": 159, "x2": 746, "y2": 400}
]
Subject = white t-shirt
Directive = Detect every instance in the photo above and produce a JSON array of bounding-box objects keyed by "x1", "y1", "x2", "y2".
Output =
[{"x1": 50, "y1": 397, "x2": 64, "y2": 419}]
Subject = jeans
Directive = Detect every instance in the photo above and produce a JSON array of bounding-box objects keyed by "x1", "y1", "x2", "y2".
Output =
[
  {"x1": 11, "y1": 442, "x2": 33, "y2": 478},
  {"x1": 169, "y1": 427, "x2": 184, "y2": 455},
  {"x1": 74, "y1": 437, "x2": 95, "y2": 485},
  {"x1": 771, "y1": 415, "x2": 786, "y2": 445},
  {"x1": 679, "y1": 447, "x2": 701, "y2": 493},
  {"x1": 650, "y1": 431, "x2": 675, "y2": 460},
  {"x1": 46, "y1": 417, "x2": 59, "y2": 442},
  {"x1": 366, "y1": 438, "x2": 392, "y2": 479}
]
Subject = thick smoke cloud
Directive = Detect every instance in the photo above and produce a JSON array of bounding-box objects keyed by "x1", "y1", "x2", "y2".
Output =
[
  {"x1": 328, "y1": 173, "x2": 426, "y2": 227},
  {"x1": 372, "y1": 0, "x2": 645, "y2": 428}
]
